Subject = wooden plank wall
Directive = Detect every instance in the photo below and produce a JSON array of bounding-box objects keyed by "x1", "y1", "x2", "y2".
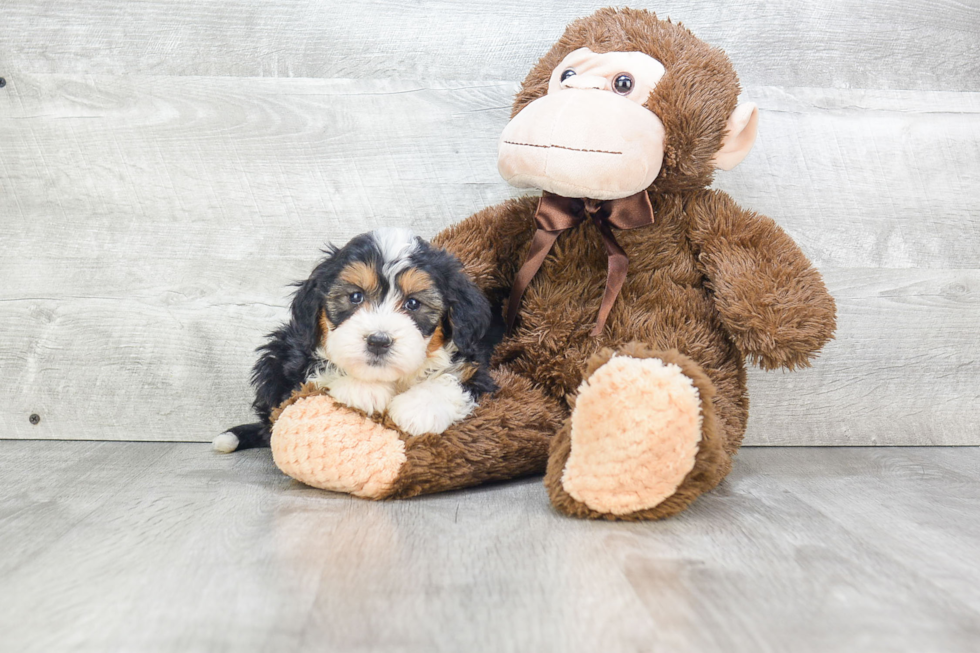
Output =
[{"x1": 1, "y1": 1, "x2": 978, "y2": 445}]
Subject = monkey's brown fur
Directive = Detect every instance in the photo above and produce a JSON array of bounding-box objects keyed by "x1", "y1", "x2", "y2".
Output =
[{"x1": 271, "y1": 8, "x2": 836, "y2": 520}]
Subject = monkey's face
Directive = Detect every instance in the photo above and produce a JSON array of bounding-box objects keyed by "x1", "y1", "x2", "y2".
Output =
[{"x1": 498, "y1": 48, "x2": 669, "y2": 200}]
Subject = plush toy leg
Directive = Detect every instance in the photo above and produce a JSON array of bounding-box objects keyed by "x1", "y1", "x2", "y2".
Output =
[
  {"x1": 545, "y1": 344, "x2": 732, "y2": 520},
  {"x1": 271, "y1": 369, "x2": 565, "y2": 500},
  {"x1": 271, "y1": 393, "x2": 407, "y2": 499}
]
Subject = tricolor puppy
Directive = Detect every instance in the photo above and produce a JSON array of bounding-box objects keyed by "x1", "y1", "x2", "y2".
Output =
[{"x1": 215, "y1": 228, "x2": 496, "y2": 453}]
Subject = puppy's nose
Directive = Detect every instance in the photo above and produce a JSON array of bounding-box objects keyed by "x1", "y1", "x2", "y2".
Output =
[{"x1": 366, "y1": 332, "x2": 393, "y2": 355}]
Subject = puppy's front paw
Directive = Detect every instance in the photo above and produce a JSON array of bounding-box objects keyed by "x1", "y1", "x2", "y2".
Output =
[
  {"x1": 326, "y1": 376, "x2": 395, "y2": 415},
  {"x1": 387, "y1": 375, "x2": 476, "y2": 436},
  {"x1": 388, "y1": 398, "x2": 456, "y2": 436}
]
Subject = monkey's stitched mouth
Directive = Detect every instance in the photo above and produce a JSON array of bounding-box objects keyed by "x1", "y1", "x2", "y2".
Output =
[{"x1": 503, "y1": 140, "x2": 622, "y2": 155}]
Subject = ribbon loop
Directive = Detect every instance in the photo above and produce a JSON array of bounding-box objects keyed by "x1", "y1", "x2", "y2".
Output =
[{"x1": 505, "y1": 190, "x2": 654, "y2": 335}]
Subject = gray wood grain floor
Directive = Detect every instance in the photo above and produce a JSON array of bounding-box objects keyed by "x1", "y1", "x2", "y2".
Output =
[{"x1": 1, "y1": 441, "x2": 978, "y2": 652}]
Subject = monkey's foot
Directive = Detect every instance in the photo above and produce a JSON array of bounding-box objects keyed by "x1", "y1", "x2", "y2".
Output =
[
  {"x1": 271, "y1": 395, "x2": 406, "y2": 499},
  {"x1": 545, "y1": 346, "x2": 731, "y2": 520}
]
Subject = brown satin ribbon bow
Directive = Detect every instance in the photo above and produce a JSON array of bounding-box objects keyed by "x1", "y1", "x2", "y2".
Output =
[{"x1": 506, "y1": 190, "x2": 655, "y2": 336}]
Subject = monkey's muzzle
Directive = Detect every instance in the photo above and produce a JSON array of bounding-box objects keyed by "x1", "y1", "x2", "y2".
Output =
[{"x1": 498, "y1": 89, "x2": 666, "y2": 200}]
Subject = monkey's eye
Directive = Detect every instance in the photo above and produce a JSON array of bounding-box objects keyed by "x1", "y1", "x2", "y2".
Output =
[
  {"x1": 613, "y1": 73, "x2": 634, "y2": 95},
  {"x1": 404, "y1": 297, "x2": 421, "y2": 312},
  {"x1": 349, "y1": 291, "x2": 364, "y2": 305},
  {"x1": 560, "y1": 69, "x2": 576, "y2": 82}
]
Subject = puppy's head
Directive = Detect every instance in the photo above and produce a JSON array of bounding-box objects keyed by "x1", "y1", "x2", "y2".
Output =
[{"x1": 291, "y1": 228, "x2": 491, "y2": 383}]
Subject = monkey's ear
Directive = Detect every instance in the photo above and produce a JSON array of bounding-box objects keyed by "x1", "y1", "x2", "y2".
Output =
[{"x1": 712, "y1": 102, "x2": 759, "y2": 171}]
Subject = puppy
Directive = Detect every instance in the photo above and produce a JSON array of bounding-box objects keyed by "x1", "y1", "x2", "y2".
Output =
[{"x1": 215, "y1": 228, "x2": 496, "y2": 453}]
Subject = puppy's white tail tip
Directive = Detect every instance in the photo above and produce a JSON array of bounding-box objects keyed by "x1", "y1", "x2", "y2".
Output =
[{"x1": 212, "y1": 432, "x2": 240, "y2": 453}]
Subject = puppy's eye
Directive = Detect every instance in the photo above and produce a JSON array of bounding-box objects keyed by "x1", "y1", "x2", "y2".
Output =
[
  {"x1": 349, "y1": 291, "x2": 364, "y2": 305},
  {"x1": 560, "y1": 69, "x2": 576, "y2": 82},
  {"x1": 404, "y1": 298, "x2": 421, "y2": 311},
  {"x1": 613, "y1": 73, "x2": 634, "y2": 95}
]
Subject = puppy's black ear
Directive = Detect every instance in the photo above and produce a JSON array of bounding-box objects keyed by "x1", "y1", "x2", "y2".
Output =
[
  {"x1": 287, "y1": 271, "x2": 324, "y2": 352},
  {"x1": 289, "y1": 242, "x2": 343, "y2": 350},
  {"x1": 250, "y1": 247, "x2": 336, "y2": 421},
  {"x1": 444, "y1": 262, "x2": 492, "y2": 363}
]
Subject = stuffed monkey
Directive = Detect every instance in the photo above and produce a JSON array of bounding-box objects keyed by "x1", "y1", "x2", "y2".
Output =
[{"x1": 268, "y1": 8, "x2": 836, "y2": 520}]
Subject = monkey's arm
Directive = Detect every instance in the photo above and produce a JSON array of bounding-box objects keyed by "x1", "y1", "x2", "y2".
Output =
[
  {"x1": 431, "y1": 195, "x2": 539, "y2": 302},
  {"x1": 688, "y1": 190, "x2": 837, "y2": 371}
]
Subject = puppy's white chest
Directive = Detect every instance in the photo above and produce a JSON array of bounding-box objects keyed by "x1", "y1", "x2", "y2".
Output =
[{"x1": 307, "y1": 347, "x2": 476, "y2": 436}]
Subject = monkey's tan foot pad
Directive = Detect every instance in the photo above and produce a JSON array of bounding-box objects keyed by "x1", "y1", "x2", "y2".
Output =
[
  {"x1": 561, "y1": 355, "x2": 703, "y2": 515},
  {"x1": 271, "y1": 395, "x2": 406, "y2": 499}
]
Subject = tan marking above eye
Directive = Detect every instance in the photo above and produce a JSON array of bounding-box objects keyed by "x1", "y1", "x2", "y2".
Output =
[
  {"x1": 339, "y1": 261, "x2": 380, "y2": 295},
  {"x1": 398, "y1": 267, "x2": 434, "y2": 296}
]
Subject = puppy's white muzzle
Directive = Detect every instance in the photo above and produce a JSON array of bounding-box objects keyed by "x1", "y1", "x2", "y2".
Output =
[{"x1": 326, "y1": 306, "x2": 428, "y2": 383}]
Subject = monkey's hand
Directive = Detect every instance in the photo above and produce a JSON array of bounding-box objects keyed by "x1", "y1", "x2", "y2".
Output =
[{"x1": 689, "y1": 190, "x2": 837, "y2": 371}]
